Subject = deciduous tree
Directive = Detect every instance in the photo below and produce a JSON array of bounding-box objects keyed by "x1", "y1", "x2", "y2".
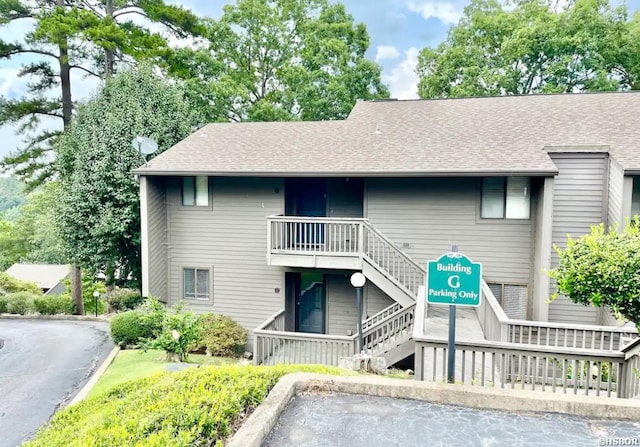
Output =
[
  {"x1": 56, "y1": 66, "x2": 194, "y2": 289},
  {"x1": 167, "y1": 0, "x2": 388, "y2": 123},
  {"x1": 417, "y1": 0, "x2": 639, "y2": 98}
]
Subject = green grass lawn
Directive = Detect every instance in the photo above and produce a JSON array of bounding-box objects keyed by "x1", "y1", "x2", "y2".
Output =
[{"x1": 89, "y1": 349, "x2": 236, "y2": 398}]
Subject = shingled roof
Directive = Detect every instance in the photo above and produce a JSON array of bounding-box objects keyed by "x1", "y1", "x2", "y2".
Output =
[{"x1": 134, "y1": 91, "x2": 640, "y2": 176}]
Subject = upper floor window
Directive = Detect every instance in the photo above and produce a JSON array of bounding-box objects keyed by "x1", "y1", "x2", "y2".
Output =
[
  {"x1": 182, "y1": 176, "x2": 209, "y2": 207},
  {"x1": 632, "y1": 177, "x2": 640, "y2": 218},
  {"x1": 481, "y1": 177, "x2": 530, "y2": 219}
]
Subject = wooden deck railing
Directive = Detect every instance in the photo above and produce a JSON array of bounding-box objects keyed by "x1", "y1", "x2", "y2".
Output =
[
  {"x1": 268, "y1": 216, "x2": 365, "y2": 254},
  {"x1": 413, "y1": 336, "x2": 630, "y2": 397},
  {"x1": 362, "y1": 222, "x2": 425, "y2": 298},
  {"x1": 362, "y1": 302, "x2": 403, "y2": 331},
  {"x1": 362, "y1": 303, "x2": 415, "y2": 354},
  {"x1": 475, "y1": 279, "x2": 638, "y2": 350}
]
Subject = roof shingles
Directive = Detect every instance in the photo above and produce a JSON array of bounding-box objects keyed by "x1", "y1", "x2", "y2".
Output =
[{"x1": 135, "y1": 92, "x2": 640, "y2": 176}]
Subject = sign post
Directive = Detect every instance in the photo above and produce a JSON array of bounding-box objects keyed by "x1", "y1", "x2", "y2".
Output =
[{"x1": 426, "y1": 248, "x2": 482, "y2": 383}]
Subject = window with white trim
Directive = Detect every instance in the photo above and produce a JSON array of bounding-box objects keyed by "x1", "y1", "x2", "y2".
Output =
[
  {"x1": 183, "y1": 267, "x2": 210, "y2": 300},
  {"x1": 632, "y1": 177, "x2": 640, "y2": 218},
  {"x1": 182, "y1": 176, "x2": 209, "y2": 206},
  {"x1": 481, "y1": 177, "x2": 531, "y2": 219}
]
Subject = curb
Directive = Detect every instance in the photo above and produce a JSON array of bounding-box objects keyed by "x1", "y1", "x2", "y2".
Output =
[
  {"x1": 0, "y1": 314, "x2": 109, "y2": 322},
  {"x1": 227, "y1": 373, "x2": 640, "y2": 447},
  {"x1": 68, "y1": 346, "x2": 121, "y2": 406}
]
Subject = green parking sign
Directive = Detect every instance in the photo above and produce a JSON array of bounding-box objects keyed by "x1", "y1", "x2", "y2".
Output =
[{"x1": 427, "y1": 253, "x2": 482, "y2": 307}]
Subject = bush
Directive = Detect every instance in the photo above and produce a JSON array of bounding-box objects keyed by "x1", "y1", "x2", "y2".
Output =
[
  {"x1": 143, "y1": 303, "x2": 201, "y2": 362},
  {"x1": 4, "y1": 292, "x2": 38, "y2": 315},
  {"x1": 551, "y1": 218, "x2": 640, "y2": 331},
  {"x1": 33, "y1": 295, "x2": 75, "y2": 315},
  {"x1": 104, "y1": 288, "x2": 143, "y2": 312},
  {"x1": 110, "y1": 311, "x2": 148, "y2": 347},
  {"x1": 0, "y1": 297, "x2": 7, "y2": 313},
  {"x1": 109, "y1": 298, "x2": 166, "y2": 347},
  {"x1": 198, "y1": 314, "x2": 247, "y2": 357},
  {"x1": 0, "y1": 272, "x2": 42, "y2": 295},
  {"x1": 26, "y1": 364, "x2": 347, "y2": 447}
]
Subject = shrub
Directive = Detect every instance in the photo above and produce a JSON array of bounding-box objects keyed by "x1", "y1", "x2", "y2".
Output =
[
  {"x1": 143, "y1": 303, "x2": 201, "y2": 362},
  {"x1": 110, "y1": 311, "x2": 147, "y2": 347},
  {"x1": 4, "y1": 292, "x2": 38, "y2": 315},
  {"x1": 198, "y1": 314, "x2": 247, "y2": 357},
  {"x1": 26, "y1": 364, "x2": 348, "y2": 447},
  {"x1": 33, "y1": 295, "x2": 75, "y2": 315},
  {"x1": 109, "y1": 298, "x2": 166, "y2": 347},
  {"x1": 0, "y1": 272, "x2": 42, "y2": 295},
  {"x1": 104, "y1": 288, "x2": 143, "y2": 312},
  {"x1": 0, "y1": 297, "x2": 7, "y2": 313}
]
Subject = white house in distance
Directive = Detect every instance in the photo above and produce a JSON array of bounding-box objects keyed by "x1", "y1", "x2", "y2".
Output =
[
  {"x1": 134, "y1": 92, "x2": 640, "y2": 362},
  {"x1": 5, "y1": 263, "x2": 70, "y2": 295}
]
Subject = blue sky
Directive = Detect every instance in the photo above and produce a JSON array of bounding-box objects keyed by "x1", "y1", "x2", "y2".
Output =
[{"x1": 1, "y1": 0, "x2": 639, "y2": 160}]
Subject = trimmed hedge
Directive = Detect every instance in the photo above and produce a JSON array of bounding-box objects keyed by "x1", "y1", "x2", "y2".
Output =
[
  {"x1": 4, "y1": 292, "x2": 38, "y2": 315},
  {"x1": 26, "y1": 365, "x2": 346, "y2": 447},
  {"x1": 110, "y1": 299, "x2": 165, "y2": 347},
  {"x1": 198, "y1": 314, "x2": 247, "y2": 357},
  {"x1": 33, "y1": 295, "x2": 75, "y2": 315}
]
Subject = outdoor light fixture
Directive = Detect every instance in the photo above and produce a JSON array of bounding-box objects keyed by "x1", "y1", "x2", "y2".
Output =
[
  {"x1": 350, "y1": 272, "x2": 366, "y2": 353},
  {"x1": 93, "y1": 290, "x2": 100, "y2": 317}
]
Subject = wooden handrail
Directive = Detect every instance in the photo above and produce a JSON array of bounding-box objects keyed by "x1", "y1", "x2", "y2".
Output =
[{"x1": 362, "y1": 221, "x2": 426, "y2": 275}]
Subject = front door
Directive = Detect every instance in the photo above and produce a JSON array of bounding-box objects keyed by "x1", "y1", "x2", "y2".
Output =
[
  {"x1": 286, "y1": 179, "x2": 327, "y2": 246},
  {"x1": 294, "y1": 272, "x2": 325, "y2": 334}
]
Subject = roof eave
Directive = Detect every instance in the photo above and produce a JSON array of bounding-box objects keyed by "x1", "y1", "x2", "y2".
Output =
[{"x1": 133, "y1": 169, "x2": 558, "y2": 177}]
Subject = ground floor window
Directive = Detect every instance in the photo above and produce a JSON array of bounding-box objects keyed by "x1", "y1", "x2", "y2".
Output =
[
  {"x1": 487, "y1": 282, "x2": 528, "y2": 319},
  {"x1": 183, "y1": 267, "x2": 211, "y2": 300}
]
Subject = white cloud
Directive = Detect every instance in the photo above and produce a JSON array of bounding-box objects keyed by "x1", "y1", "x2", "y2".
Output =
[
  {"x1": 383, "y1": 47, "x2": 420, "y2": 100},
  {"x1": 406, "y1": 1, "x2": 462, "y2": 25},
  {"x1": 375, "y1": 45, "x2": 401, "y2": 63}
]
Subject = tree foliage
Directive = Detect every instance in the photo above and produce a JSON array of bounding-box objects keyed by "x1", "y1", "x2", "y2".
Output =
[
  {"x1": 550, "y1": 219, "x2": 640, "y2": 330},
  {"x1": 417, "y1": 0, "x2": 640, "y2": 98},
  {"x1": 0, "y1": 176, "x2": 25, "y2": 215},
  {"x1": 167, "y1": 0, "x2": 388, "y2": 123},
  {"x1": 0, "y1": 0, "x2": 201, "y2": 188},
  {"x1": 56, "y1": 66, "x2": 194, "y2": 286},
  {"x1": 0, "y1": 181, "x2": 66, "y2": 270}
]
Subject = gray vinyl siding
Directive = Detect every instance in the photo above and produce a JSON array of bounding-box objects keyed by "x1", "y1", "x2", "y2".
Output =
[
  {"x1": 166, "y1": 177, "x2": 284, "y2": 339},
  {"x1": 147, "y1": 177, "x2": 168, "y2": 301},
  {"x1": 607, "y1": 157, "x2": 624, "y2": 229},
  {"x1": 325, "y1": 275, "x2": 394, "y2": 336},
  {"x1": 365, "y1": 282, "x2": 395, "y2": 318},
  {"x1": 44, "y1": 281, "x2": 67, "y2": 296},
  {"x1": 365, "y1": 178, "x2": 534, "y2": 286},
  {"x1": 326, "y1": 274, "x2": 357, "y2": 336},
  {"x1": 327, "y1": 178, "x2": 363, "y2": 217},
  {"x1": 548, "y1": 154, "x2": 608, "y2": 325}
]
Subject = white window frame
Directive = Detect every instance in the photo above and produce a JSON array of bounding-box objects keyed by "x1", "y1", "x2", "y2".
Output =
[
  {"x1": 182, "y1": 267, "x2": 212, "y2": 301},
  {"x1": 181, "y1": 176, "x2": 210, "y2": 207},
  {"x1": 480, "y1": 177, "x2": 531, "y2": 220}
]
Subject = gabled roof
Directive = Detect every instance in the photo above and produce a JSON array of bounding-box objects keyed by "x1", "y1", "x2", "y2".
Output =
[
  {"x1": 134, "y1": 91, "x2": 640, "y2": 177},
  {"x1": 5, "y1": 264, "x2": 70, "y2": 290}
]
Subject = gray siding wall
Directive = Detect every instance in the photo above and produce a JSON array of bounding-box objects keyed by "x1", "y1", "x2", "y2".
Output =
[
  {"x1": 365, "y1": 282, "x2": 395, "y2": 318},
  {"x1": 326, "y1": 274, "x2": 357, "y2": 336},
  {"x1": 325, "y1": 274, "x2": 394, "y2": 336},
  {"x1": 166, "y1": 177, "x2": 285, "y2": 337},
  {"x1": 608, "y1": 157, "x2": 625, "y2": 229},
  {"x1": 365, "y1": 178, "x2": 534, "y2": 286},
  {"x1": 147, "y1": 177, "x2": 168, "y2": 301},
  {"x1": 548, "y1": 154, "x2": 608, "y2": 325}
]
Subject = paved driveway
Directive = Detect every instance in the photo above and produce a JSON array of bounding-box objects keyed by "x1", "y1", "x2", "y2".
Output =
[
  {"x1": 264, "y1": 394, "x2": 640, "y2": 447},
  {"x1": 0, "y1": 320, "x2": 114, "y2": 447}
]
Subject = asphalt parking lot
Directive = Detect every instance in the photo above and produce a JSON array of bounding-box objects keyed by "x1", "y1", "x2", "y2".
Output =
[{"x1": 0, "y1": 320, "x2": 113, "y2": 447}]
